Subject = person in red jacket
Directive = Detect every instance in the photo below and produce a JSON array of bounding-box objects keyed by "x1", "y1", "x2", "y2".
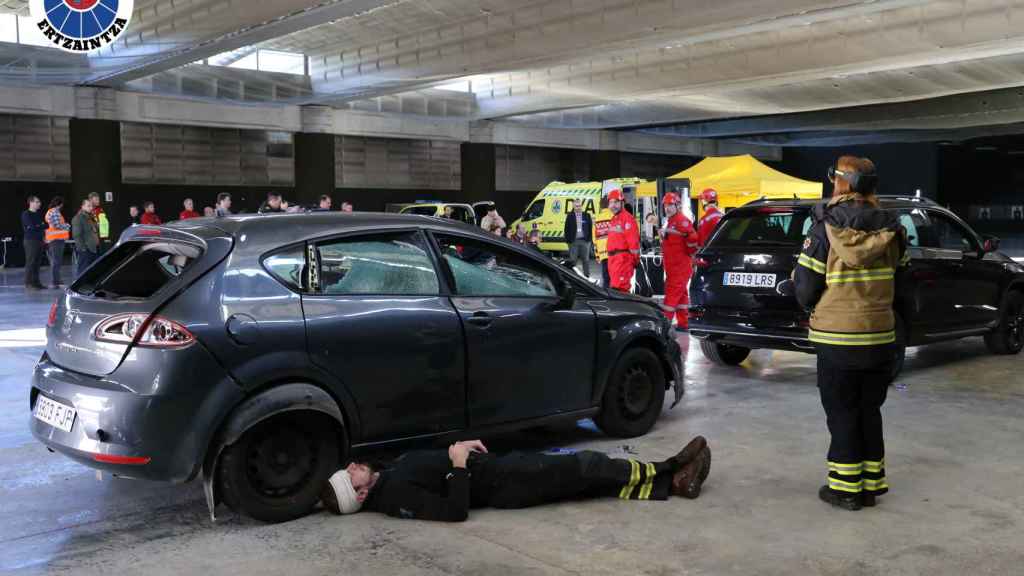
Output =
[
  {"x1": 697, "y1": 188, "x2": 724, "y2": 247},
  {"x1": 660, "y1": 192, "x2": 699, "y2": 331},
  {"x1": 606, "y1": 189, "x2": 640, "y2": 292},
  {"x1": 179, "y1": 198, "x2": 200, "y2": 220},
  {"x1": 140, "y1": 201, "x2": 162, "y2": 225}
]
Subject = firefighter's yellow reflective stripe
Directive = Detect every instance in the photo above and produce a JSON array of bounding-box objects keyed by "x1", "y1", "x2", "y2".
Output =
[
  {"x1": 863, "y1": 478, "x2": 889, "y2": 491},
  {"x1": 809, "y1": 329, "x2": 896, "y2": 346},
  {"x1": 862, "y1": 460, "x2": 885, "y2": 473},
  {"x1": 797, "y1": 253, "x2": 826, "y2": 274},
  {"x1": 828, "y1": 477, "x2": 863, "y2": 493},
  {"x1": 825, "y1": 267, "x2": 895, "y2": 284},
  {"x1": 828, "y1": 461, "x2": 863, "y2": 475},
  {"x1": 619, "y1": 460, "x2": 640, "y2": 499},
  {"x1": 638, "y1": 463, "x2": 656, "y2": 500}
]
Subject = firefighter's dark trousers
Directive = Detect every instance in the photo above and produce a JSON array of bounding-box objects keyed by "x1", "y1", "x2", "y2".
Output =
[
  {"x1": 470, "y1": 451, "x2": 674, "y2": 509},
  {"x1": 816, "y1": 345, "x2": 892, "y2": 497}
]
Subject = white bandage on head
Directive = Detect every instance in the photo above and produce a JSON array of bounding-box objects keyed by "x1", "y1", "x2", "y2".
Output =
[{"x1": 328, "y1": 470, "x2": 363, "y2": 515}]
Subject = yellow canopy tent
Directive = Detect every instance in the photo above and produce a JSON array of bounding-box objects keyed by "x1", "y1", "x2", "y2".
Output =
[{"x1": 670, "y1": 154, "x2": 822, "y2": 217}]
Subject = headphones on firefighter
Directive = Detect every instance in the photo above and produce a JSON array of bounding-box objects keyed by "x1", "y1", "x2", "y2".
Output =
[{"x1": 827, "y1": 162, "x2": 877, "y2": 194}]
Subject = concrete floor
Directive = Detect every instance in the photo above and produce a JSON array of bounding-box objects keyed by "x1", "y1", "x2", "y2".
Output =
[{"x1": 1, "y1": 270, "x2": 1022, "y2": 576}]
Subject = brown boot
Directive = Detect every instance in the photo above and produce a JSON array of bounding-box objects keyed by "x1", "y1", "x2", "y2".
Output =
[
  {"x1": 671, "y1": 446, "x2": 710, "y2": 499},
  {"x1": 667, "y1": 436, "x2": 707, "y2": 472}
]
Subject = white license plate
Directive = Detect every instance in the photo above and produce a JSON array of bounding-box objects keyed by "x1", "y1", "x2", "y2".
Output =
[
  {"x1": 34, "y1": 395, "x2": 76, "y2": 433},
  {"x1": 723, "y1": 272, "x2": 777, "y2": 288}
]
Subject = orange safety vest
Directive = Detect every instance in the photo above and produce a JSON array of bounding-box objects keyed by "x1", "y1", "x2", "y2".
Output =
[{"x1": 44, "y1": 207, "x2": 70, "y2": 242}]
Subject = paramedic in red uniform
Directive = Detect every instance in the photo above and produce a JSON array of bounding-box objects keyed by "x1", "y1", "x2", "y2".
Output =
[
  {"x1": 660, "y1": 192, "x2": 699, "y2": 331},
  {"x1": 605, "y1": 189, "x2": 640, "y2": 292},
  {"x1": 697, "y1": 188, "x2": 724, "y2": 247}
]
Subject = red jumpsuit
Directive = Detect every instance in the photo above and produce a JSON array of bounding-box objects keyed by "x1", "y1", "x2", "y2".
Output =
[
  {"x1": 662, "y1": 213, "x2": 699, "y2": 327},
  {"x1": 607, "y1": 210, "x2": 640, "y2": 292},
  {"x1": 697, "y1": 206, "x2": 723, "y2": 247}
]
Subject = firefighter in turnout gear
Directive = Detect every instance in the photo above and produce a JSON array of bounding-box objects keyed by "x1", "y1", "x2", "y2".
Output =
[
  {"x1": 606, "y1": 189, "x2": 641, "y2": 292},
  {"x1": 697, "y1": 188, "x2": 724, "y2": 247},
  {"x1": 793, "y1": 155, "x2": 907, "y2": 511},
  {"x1": 321, "y1": 437, "x2": 712, "y2": 521},
  {"x1": 660, "y1": 192, "x2": 699, "y2": 330}
]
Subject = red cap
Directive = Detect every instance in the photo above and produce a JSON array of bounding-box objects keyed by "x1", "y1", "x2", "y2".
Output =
[
  {"x1": 607, "y1": 189, "x2": 624, "y2": 202},
  {"x1": 662, "y1": 192, "x2": 680, "y2": 206},
  {"x1": 700, "y1": 188, "x2": 718, "y2": 203}
]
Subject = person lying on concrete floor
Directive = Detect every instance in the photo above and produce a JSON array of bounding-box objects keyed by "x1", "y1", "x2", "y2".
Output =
[{"x1": 321, "y1": 436, "x2": 711, "y2": 522}]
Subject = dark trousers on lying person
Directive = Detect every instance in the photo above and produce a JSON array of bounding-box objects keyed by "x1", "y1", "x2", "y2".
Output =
[{"x1": 473, "y1": 450, "x2": 675, "y2": 507}]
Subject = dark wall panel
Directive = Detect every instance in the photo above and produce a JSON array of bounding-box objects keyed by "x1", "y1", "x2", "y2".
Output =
[{"x1": 781, "y1": 143, "x2": 939, "y2": 200}]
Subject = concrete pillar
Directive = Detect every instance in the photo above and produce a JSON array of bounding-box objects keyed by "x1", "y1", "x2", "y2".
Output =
[
  {"x1": 294, "y1": 132, "x2": 336, "y2": 207},
  {"x1": 590, "y1": 150, "x2": 621, "y2": 181},
  {"x1": 70, "y1": 118, "x2": 122, "y2": 234},
  {"x1": 461, "y1": 142, "x2": 496, "y2": 202}
]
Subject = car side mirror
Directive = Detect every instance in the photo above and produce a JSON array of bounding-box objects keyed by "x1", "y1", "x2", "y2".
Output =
[
  {"x1": 982, "y1": 235, "x2": 1000, "y2": 253},
  {"x1": 555, "y1": 278, "x2": 576, "y2": 310}
]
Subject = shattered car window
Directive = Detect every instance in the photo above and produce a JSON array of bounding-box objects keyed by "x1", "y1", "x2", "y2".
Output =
[
  {"x1": 435, "y1": 235, "x2": 556, "y2": 297},
  {"x1": 318, "y1": 233, "x2": 440, "y2": 295}
]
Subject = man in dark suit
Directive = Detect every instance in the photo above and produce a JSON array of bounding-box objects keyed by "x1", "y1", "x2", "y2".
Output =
[{"x1": 564, "y1": 200, "x2": 594, "y2": 278}]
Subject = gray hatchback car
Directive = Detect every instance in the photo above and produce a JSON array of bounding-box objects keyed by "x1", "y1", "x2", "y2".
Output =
[{"x1": 31, "y1": 213, "x2": 683, "y2": 522}]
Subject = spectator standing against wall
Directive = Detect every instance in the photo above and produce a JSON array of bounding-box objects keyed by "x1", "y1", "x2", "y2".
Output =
[
  {"x1": 44, "y1": 196, "x2": 71, "y2": 289},
  {"x1": 72, "y1": 199, "x2": 100, "y2": 278},
  {"x1": 563, "y1": 200, "x2": 593, "y2": 278},
  {"x1": 179, "y1": 198, "x2": 200, "y2": 220},
  {"x1": 215, "y1": 193, "x2": 232, "y2": 217},
  {"x1": 21, "y1": 196, "x2": 46, "y2": 290},
  {"x1": 141, "y1": 201, "x2": 162, "y2": 225},
  {"x1": 88, "y1": 193, "x2": 111, "y2": 254},
  {"x1": 259, "y1": 192, "x2": 285, "y2": 214},
  {"x1": 128, "y1": 205, "x2": 141, "y2": 226},
  {"x1": 341, "y1": 201, "x2": 354, "y2": 213},
  {"x1": 313, "y1": 195, "x2": 333, "y2": 212}
]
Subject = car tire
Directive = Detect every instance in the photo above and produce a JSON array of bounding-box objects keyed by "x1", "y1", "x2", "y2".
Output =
[
  {"x1": 890, "y1": 314, "x2": 907, "y2": 384},
  {"x1": 699, "y1": 340, "x2": 751, "y2": 366},
  {"x1": 984, "y1": 291, "x2": 1024, "y2": 355},
  {"x1": 218, "y1": 412, "x2": 340, "y2": 523},
  {"x1": 596, "y1": 347, "x2": 666, "y2": 438}
]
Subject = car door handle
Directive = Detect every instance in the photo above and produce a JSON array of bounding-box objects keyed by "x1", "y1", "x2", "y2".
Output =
[{"x1": 466, "y1": 312, "x2": 493, "y2": 327}]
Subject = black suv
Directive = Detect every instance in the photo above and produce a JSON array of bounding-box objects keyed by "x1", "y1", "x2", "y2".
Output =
[{"x1": 689, "y1": 197, "x2": 1024, "y2": 376}]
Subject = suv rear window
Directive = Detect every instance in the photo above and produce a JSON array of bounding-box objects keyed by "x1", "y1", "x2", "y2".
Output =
[
  {"x1": 708, "y1": 209, "x2": 813, "y2": 248},
  {"x1": 72, "y1": 241, "x2": 202, "y2": 298}
]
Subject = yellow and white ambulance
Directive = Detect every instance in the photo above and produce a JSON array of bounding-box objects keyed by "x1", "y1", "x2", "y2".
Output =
[{"x1": 511, "y1": 178, "x2": 647, "y2": 254}]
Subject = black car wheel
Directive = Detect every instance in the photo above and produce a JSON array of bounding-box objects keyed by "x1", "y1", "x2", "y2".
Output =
[
  {"x1": 218, "y1": 412, "x2": 339, "y2": 523},
  {"x1": 596, "y1": 348, "x2": 666, "y2": 438},
  {"x1": 985, "y1": 291, "x2": 1024, "y2": 355},
  {"x1": 699, "y1": 340, "x2": 751, "y2": 366}
]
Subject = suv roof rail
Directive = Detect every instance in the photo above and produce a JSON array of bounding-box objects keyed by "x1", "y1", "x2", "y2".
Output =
[{"x1": 876, "y1": 195, "x2": 939, "y2": 206}]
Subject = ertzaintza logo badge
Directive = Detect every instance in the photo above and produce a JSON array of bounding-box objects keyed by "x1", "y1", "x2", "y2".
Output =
[{"x1": 29, "y1": 0, "x2": 134, "y2": 53}]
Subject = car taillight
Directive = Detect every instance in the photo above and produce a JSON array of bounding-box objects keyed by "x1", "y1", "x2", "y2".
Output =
[
  {"x1": 47, "y1": 301, "x2": 58, "y2": 327},
  {"x1": 694, "y1": 257, "x2": 711, "y2": 269},
  {"x1": 94, "y1": 314, "x2": 194, "y2": 348}
]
